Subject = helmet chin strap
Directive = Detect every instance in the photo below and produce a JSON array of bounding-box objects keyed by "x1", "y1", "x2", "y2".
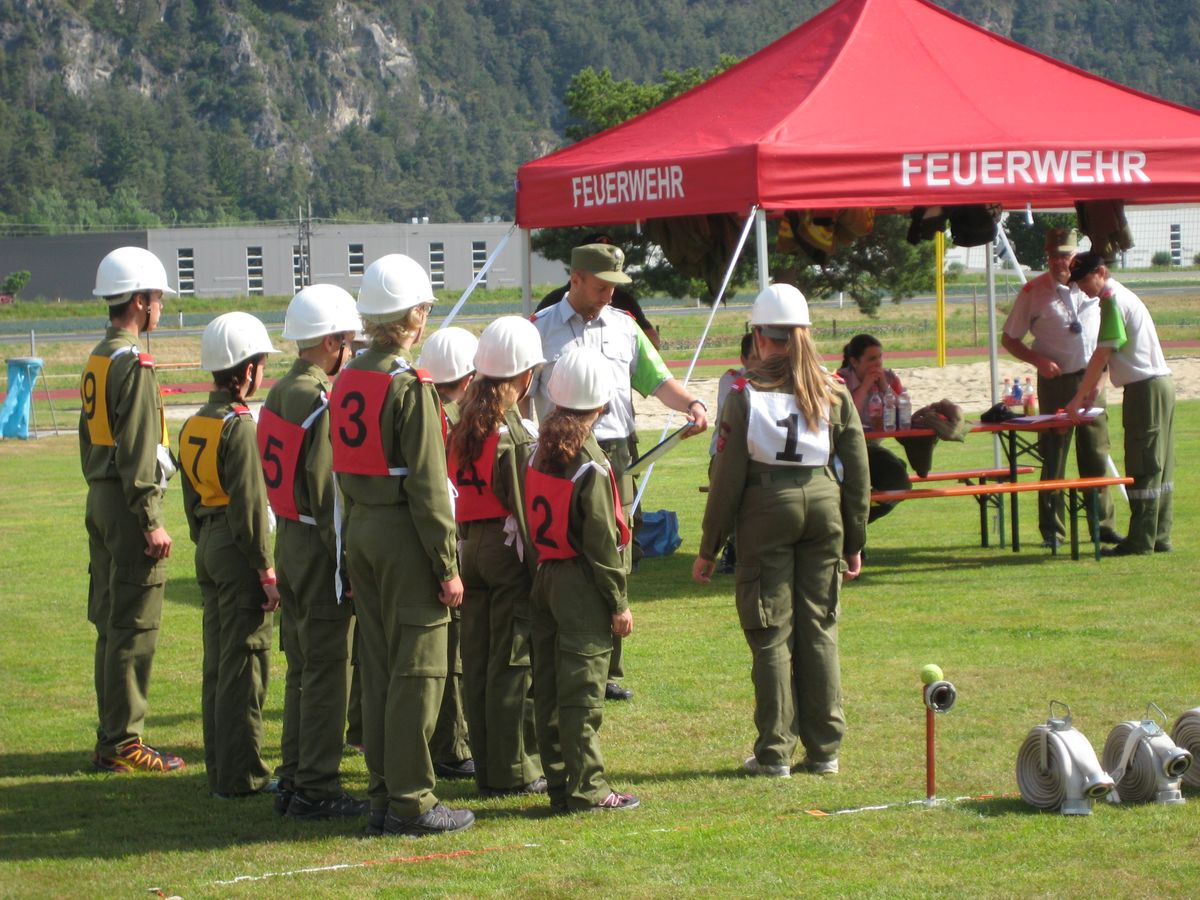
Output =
[{"x1": 329, "y1": 337, "x2": 348, "y2": 377}]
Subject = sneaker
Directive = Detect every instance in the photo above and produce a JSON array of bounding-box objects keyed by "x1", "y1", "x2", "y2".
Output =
[
  {"x1": 604, "y1": 682, "x2": 633, "y2": 701},
  {"x1": 797, "y1": 757, "x2": 839, "y2": 775},
  {"x1": 286, "y1": 791, "x2": 370, "y2": 820},
  {"x1": 744, "y1": 755, "x2": 791, "y2": 778},
  {"x1": 1097, "y1": 527, "x2": 1126, "y2": 545},
  {"x1": 95, "y1": 741, "x2": 185, "y2": 774},
  {"x1": 480, "y1": 776, "x2": 548, "y2": 798},
  {"x1": 588, "y1": 791, "x2": 640, "y2": 811},
  {"x1": 1101, "y1": 542, "x2": 1149, "y2": 557},
  {"x1": 433, "y1": 758, "x2": 476, "y2": 780},
  {"x1": 382, "y1": 803, "x2": 475, "y2": 837}
]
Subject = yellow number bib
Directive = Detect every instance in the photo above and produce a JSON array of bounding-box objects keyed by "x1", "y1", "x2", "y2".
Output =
[{"x1": 179, "y1": 414, "x2": 231, "y2": 507}]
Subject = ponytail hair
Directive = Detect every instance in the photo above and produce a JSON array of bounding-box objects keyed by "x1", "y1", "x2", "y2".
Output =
[
  {"x1": 449, "y1": 375, "x2": 522, "y2": 467},
  {"x1": 533, "y1": 407, "x2": 595, "y2": 476},
  {"x1": 749, "y1": 326, "x2": 838, "y2": 431},
  {"x1": 212, "y1": 353, "x2": 266, "y2": 402}
]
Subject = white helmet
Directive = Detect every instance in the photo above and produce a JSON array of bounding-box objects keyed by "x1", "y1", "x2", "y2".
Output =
[
  {"x1": 282, "y1": 284, "x2": 362, "y2": 342},
  {"x1": 547, "y1": 345, "x2": 615, "y2": 410},
  {"x1": 357, "y1": 254, "x2": 435, "y2": 319},
  {"x1": 417, "y1": 327, "x2": 479, "y2": 384},
  {"x1": 474, "y1": 316, "x2": 545, "y2": 379},
  {"x1": 750, "y1": 283, "x2": 810, "y2": 328},
  {"x1": 200, "y1": 312, "x2": 280, "y2": 372},
  {"x1": 93, "y1": 247, "x2": 177, "y2": 300}
]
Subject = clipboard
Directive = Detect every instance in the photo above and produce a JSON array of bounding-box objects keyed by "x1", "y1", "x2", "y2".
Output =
[{"x1": 624, "y1": 423, "x2": 692, "y2": 478}]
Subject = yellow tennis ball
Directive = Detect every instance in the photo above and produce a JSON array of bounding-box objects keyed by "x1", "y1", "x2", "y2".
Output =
[{"x1": 920, "y1": 664, "x2": 944, "y2": 685}]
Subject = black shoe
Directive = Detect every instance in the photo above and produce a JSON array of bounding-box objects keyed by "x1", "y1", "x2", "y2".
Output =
[
  {"x1": 480, "y1": 776, "x2": 548, "y2": 798},
  {"x1": 1101, "y1": 542, "x2": 1149, "y2": 557},
  {"x1": 286, "y1": 791, "x2": 370, "y2": 820},
  {"x1": 434, "y1": 758, "x2": 476, "y2": 780},
  {"x1": 273, "y1": 788, "x2": 294, "y2": 816},
  {"x1": 364, "y1": 808, "x2": 387, "y2": 837},
  {"x1": 1040, "y1": 536, "x2": 1063, "y2": 550},
  {"x1": 382, "y1": 803, "x2": 475, "y2": 837},
  {"x1": 1155, "y1": 542, "x2": 1172, "y2": 553},
  {"x1": 605, "y1": 682, "x2": 633, "y2": 701},
  {"x1": 1097, "y1": 527, "x2": 1126, "y2": 544}
]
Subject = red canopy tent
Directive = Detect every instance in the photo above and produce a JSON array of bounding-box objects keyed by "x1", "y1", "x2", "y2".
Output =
[{"x1": 515, "y1": 0, "x2": 1200, "y2": 228}]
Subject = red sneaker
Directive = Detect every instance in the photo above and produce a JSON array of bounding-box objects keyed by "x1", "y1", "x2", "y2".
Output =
[
  {"x1": 95, "y1": 741, "x2": 186, "y2": 773},
  {"x1": 589, "y1": 791, "x2": 640, "y2": 811}
]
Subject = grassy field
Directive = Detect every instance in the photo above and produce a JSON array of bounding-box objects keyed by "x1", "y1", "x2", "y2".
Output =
[{"x1": 1, "y1": 399, "x2": 1198, "y2": 897}]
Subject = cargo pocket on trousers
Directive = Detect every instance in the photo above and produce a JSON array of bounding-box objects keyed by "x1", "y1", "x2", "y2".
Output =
[
  {"x1": 510, "y1": 616, "x2": 533, "y2": 668},
  {"x1": 557, "y1": 631, "x2": 609, "y2": 708},
  {"x1": 112, "y1": 561, "x2": 167, "y2": 630},
  {"x1": 734, "y1": 565, "x2": 770, "y2": 631}
]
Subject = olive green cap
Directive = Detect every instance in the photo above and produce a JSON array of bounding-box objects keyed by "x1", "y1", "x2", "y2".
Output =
[
  {"x1": 1044, "y1": 228, "x2": 1078, "y2": 254},
  {"x1": 571, "y1": 243, "x2": 632, "y2": 285}
]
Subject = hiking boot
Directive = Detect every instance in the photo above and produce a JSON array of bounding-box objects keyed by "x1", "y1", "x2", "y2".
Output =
[
  {"x1": 587, "y1": 791, "x2": 640, "y2": 811},
  {"x1": 382, "y1": 803, "x2": 475, "y2": 837},
  {"x1": 286, "y1": 791, "x2": 370, "y2": 820},
  {"x1": 797, "y1": 757, "x2": 839, "y2": 775},
  {"x1": 1101, "y1": 542, "x2": 1149, "y2": 557},
  {"x1": 744, "y1": 755, "x2": 790, "y2": 778},
  {"x1": 480, "y1": 776, "x2": 548, "y2": 798},
  {"x1": 433, "y1": 758, "x2": 476, "y2": 780},
  {"x1": 364, "y1": 808, "x2": 387, "y2": 837},
  {"x1": 94, "y1": 741, "x2": 185, "y2": 774},
  {"x1": 1097, "y1": 527, "x2": 1125, "y2": 545}
]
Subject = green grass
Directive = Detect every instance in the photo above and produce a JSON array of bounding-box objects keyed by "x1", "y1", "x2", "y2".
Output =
[{"x1": 1, "y1": 401, "x2": 1199, "y2": 896}]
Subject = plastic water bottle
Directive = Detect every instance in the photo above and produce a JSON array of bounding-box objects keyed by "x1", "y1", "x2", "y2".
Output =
[
  {"x1": 883, "y1": 388, "x2": 897, "y2": 431},
  {"x1": 1002, "y1": 378, "x2": 1012, "y2": 406},
  {"x1": 898, "y1": 389, "x2": 912, "y2": 429},
  {"x1": 1023, "y1": 377, "x2": 1037, "y2": 415},
  {"x1": 1010, "y1": 377, "x2": 1022, "y2": 406},
  {"x1": 867, "y1": 389, "x2": 884, "y2": 431}
]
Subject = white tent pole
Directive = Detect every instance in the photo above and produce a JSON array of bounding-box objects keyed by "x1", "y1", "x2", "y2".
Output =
[
  {"x1": 986, "y1": 244, "x2": 1001, "y2": 465},
  {"x1": 520, "y1": 228, "x2": 533, "y2": 316},
  {"x1": 438, "y1": 223, "x2": 517, "y2": 329},
  {"x1": 996, "y1": 220, "x2": 1028, "y2": 287},
  {"x1": 755, "y1": 208, "x2": 770, "y2": 291},
  {"x1": 631, "y1": 204, "x2": 760, "y2": 516}
]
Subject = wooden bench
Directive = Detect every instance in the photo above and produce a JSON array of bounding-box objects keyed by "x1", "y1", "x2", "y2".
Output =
[
  {"x1": 909, "y1": 466, "x2": 1034, "y2": 484},
  {"x1": 870, "y1": 476, "x2": 1134, "y2": 560}
]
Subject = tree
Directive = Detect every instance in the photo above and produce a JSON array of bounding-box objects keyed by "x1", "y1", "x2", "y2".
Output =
[
  {"x1": 2, "y1": 270, "x2": 30, "y2": 297},
  {"x1": 1002, "y1": 211, "x2": 1076, "y2": 270}
]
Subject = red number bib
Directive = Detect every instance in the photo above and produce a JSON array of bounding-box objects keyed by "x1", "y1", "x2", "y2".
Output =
[
  {"x1": 449, "y1": 429, "x2": 508, "y2": 522},
  {"x1": 330, "y1": 366, "x2": 409, "y2": 477}
]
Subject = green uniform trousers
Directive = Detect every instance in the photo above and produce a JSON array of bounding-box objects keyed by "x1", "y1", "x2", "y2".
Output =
[
  {"x1": 1122, "y1": 375, "x2": 1175, "y2": 553},
  {"x1": 599, "y1": 438, "x2": 635, "y2": 682},
  {"x1": 430, "y1": 608, "x2": 471, "y2": 766},
  {"x1": 531, "y1": 557, "x2": 614, "y2": 810},
  {"x1": 85, "y1": 479, "x2": 166, "y2": 756},
  {"x1": 734, "y1": 469, "x2": 846, "y2": 768},
  {"x1": 1036, "y1": 370, "x2": 1116, "y2": 541},
  {"x1": 346, "y1": 622, "x2": 363, "y2": 746},
  {"x1": 460, "y1": 518, "x2": 540, "y2": 791},
  {"x1": 275, "y1": 518, "x2": 353, "y2": 799},
  {"x1": 346, "y1": 504, "x2": 448, "y2": 817},
  {"x1": 195, "y1": 516, "x2": 273, "y2": 795}
]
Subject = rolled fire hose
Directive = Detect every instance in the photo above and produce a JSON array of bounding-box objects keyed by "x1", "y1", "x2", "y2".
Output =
[
  {"x1": 1016, "y1": 703, "x2": 1111, "y2": 813},
  {"x1": 1016, "y1": 725, "x2": 1075, "y2": 810},
  {"x1": 1102, "y1": 721, "x2": 1161, "y2": 803},
  {"x1": 1171, "y1": 707, "x2": 1200, "y2": 789}
]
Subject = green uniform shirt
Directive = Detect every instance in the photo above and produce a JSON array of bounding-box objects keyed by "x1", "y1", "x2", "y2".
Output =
[
  {"x1": 78, "y1": 326, "x2": 167, "y2": 531},
  {"x1": 180, "y1": 391, "x2": 274, "y2": 570},
  {"x1": 492, "y1": 407, "x2": 537, "y2": 576},
  {"x1": 699, "y1": 381, "x2": 869, "y2": 560},
  {"x1": 262, "y1": 359, "x2": 338, "y2": 558},
  {"x1": 337, "y1": 347, "x2": 458, "y2": 582}
]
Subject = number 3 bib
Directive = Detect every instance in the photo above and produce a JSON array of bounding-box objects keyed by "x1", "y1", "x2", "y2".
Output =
[{"x1": 744, "y1": 386, "x2": 830, "y2": 467}]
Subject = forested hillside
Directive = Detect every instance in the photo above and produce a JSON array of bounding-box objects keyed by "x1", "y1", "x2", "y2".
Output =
[{"x1": 1, "y1": 0, "x2": 1198, "y2": 230}]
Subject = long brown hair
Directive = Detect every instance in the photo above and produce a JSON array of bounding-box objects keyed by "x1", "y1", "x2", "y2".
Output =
[
  {"x1": 449, "y1": 375, "x2": 522, "y2": 465},
  {"x1": 748, "y1": 326, "x2": 839, "y2": 431},
  {"x1": 533, "y1": 408, "x2": 595, "y2": 476}
]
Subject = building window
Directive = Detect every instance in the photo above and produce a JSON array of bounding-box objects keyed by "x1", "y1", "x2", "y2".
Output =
[
  {"x1": 348, "y1": 243, "x2": 365, "y2": 276},
  {"x1": 1170, "y1": 223, "x2": 1182, "y2": 266},
  {"x1": 293, "y1": 244, "x2": 307, "y2": 293},
  {"x1": 429, "y1": 242, "x2": 445, "y2": 290},
  {"x1": 177, "y1": 248, "x2": 195, "y2": 296},
  {"x1": 246, "y1": 246, "x2": 264, "y2": 295},
  {"x1": 471, "y1": 240, "x2": 487, "y2": 277}
]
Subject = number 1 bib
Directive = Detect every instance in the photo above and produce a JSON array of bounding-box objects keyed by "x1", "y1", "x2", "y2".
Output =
[{"x1": 745, "y1": 386, "x2": 830, "y2": 468}]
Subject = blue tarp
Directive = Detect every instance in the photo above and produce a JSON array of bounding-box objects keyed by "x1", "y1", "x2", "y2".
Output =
[{"x1": 0, "y1": 357, "x2": 44, "y2": 439}]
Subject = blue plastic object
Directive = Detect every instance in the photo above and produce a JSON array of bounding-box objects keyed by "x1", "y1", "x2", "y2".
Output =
[{"x1": 0, "y1": 357, "x2": 44, "y2": 439}]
